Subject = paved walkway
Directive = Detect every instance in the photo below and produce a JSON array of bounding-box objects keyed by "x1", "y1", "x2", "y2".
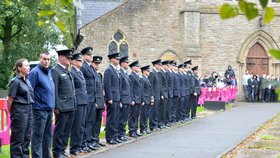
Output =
[{"x1": 85, "y1": 103, "x2": 280, "y2": 158}]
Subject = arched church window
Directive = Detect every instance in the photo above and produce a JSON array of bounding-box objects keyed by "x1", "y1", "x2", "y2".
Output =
[{"x1": 108, "y1": 30, "x2": 129, "y2": 57}]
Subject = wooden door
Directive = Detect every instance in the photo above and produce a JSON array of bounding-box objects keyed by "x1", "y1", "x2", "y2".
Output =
[{"x1": 246, "y1": 43, "x2": 269, "y2": 75}]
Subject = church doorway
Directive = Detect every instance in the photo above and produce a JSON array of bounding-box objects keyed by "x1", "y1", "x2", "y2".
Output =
[{"x1": 246, "y1": 43, "x2": 269, "y2": 76}]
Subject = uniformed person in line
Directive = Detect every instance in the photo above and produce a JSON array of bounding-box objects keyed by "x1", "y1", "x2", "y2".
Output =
[
  {"x1": 149, "y1": 59, "x2": 161, "y2": 131},
  {"x1": 91, "y1": 55, "x2": 106, "y2": 147},
  {"x1": 128, "y1": 60, "x2": 143, "y2": 137},
  {"x1": 170, "y1": 61, "x2": 180, "y2": 123},
  {"x1": 190, "y1": 66, "x2": 201, "y2": 119},
  {"x1": 166, "y1": 61, "x2": 175, "y2": 125},
  {"x1": 158, "y1": 60, "x2": 169, "y2": 129},
  {"x1": 80, "y1": 47, "x2": 97, "y2": 152},
  {"x1": 104, "y1": 53, "x2": 121, "y2": 144},
  {"x1": 184, "y1": 60, "x2": 193, "y2": 119},
  {"x1": 118, "y1": 56, "x2": 132, "y2": 141},
  {"x1": 69, "y1": 53, "x2": 89, "y2": 156},
  {"x1": 178, "y1": 64, "x2": 186, "y2": 122},
  {"x1": 140, "y1": 65, "x2": 154, "y2": 134},
  {"x1": 7, "y1": 58, "x2": 34, "y2": 158},
  {"x1": 52, "y1": 49, "x2": 76, "y2": 158}
]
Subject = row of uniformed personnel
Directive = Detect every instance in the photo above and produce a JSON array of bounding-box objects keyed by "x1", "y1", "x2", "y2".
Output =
[{"x1": 7, "y1": 46, "x2": 200, "y2": 158}]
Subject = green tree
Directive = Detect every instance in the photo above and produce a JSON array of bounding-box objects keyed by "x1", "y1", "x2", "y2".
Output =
[{"x1": 0, "y1": 0, "x2": 75, "y2": 89}]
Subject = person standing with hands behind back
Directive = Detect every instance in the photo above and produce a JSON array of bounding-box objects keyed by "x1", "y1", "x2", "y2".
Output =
[{"x1": 7, "y1": 58, "x2": 34, "y2": 158}]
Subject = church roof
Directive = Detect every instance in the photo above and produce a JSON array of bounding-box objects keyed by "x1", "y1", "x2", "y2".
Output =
[{"x1": 76, "y1": 0, "x2": 124, "y2": 29}]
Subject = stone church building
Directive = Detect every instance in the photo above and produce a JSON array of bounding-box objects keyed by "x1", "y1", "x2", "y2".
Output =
[{"x1": 77, "y1": 0, "x2": 280, "y2": 99}]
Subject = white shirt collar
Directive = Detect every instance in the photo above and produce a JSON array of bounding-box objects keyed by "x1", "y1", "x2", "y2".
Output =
[{"x1": 58, "y1": 63, "x2": 66, "y2": 69}]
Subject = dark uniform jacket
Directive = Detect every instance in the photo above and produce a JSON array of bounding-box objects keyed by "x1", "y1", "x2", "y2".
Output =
[
  {"x1": 9, "y1": 74, "x2": 34, "y2": 105},
  {"x1": 165, "y1": 70, "x2": 174, "y2": 98},
  {"x1": 185, "y1": 72, "x2": 191, "y2": 96},
  {"x1": 158, "y1": 69, "x2": 168, "y2": 99},
  {"x1": 94, "y1": 69, "x2": 104, "y2": 108},
  {"x1": 52, "y1": 64, "x2": 76, "y2": 112},
  {"x1": 172, "y1": 71, "x2": 180, "y2": 97},
  {"x1": 120, "y1": 68, "x2": 132, "y2": 105},
  {"x1": 179, "y1": 72, "x2": 186, "y2": 97},
  {"x1": 70, "y1": 66, "x2": 89, "y2": 106},
  {"x1": 104, "y1": 64, "x2": 121, "y2": 102},
  {"x1": 193, "y1": 74, "x2": 201, "y2": 95},
  {"x1": 188, "y1": 70, "x2": 195, "y2": 95},
  {"x1": 129, "y1": 72, "x2": 142, "y2": 104},
  {"x1": 81, "y1": 61, "x2": 96, "y2": 103},
  {"x1": 148, "y1": 69, "x2": 160, "y2": 101},
  {"x1": 141, "y1": 76, "x2": 153, "y2": 105}
]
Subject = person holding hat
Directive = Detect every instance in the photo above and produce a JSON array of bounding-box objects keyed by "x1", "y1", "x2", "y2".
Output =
[
  {"x1": 52, "y1": 49, "x2": 76, "y2": 158},
  {"x1": 140, "y1": 65, "x2": 154, "y2": 135},
  {"x1": 118, "y1": 56, "x2": 132, "y2": 141},
  {"x1": 91, "y1": 56, "x2": 106, "y2": 148},
  {"x1": 184, "y1": 60, "x2": 193, "y2": 120},
  {"x1": 128, "y1": 60, "x2": 143, "y2": 137},
  {"x1": 148, "y1": 59, "x2": 161, "y2": 131},
  {"x1": 190, "y1": 66, "x2": 200, "y2": 119},
  {"x1": 69, "y1": 53, "x2": 89, "y2": 156},
  {"x1": 104, "y1": 53, "x2": 121, "y2": 144},
  {"x1": 80, "y1": 46, "x2": 98, "y2": 152}
]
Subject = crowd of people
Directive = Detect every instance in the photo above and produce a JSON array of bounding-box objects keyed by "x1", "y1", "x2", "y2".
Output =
[
  {"x1": 200, "y1": 65, "x2": 237, "y2": 88},
  {"x1": 7, "y1": 47, "x2": 201, "y2": 158},
  {"x1": 242, "y1": 71, "x2": 280, "y2": 102}
]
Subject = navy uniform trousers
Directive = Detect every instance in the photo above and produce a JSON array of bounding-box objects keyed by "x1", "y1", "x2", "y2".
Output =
[
  {"x1": 106, "y1": 101, "x2": 120, "y2": 141},
  {"x1": 10, "y1": 104, "x2": 32, "y2": 158},
  {"x1": 128, "y1": 103, "x2": 140, "y2": 135},
  {"x1": 118, "y1": 104, "x2": 130, "y2": 137}
]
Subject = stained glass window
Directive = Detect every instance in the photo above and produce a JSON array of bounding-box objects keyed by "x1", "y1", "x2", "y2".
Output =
[
  {"x1": 108, "y1": 30, "x2": 129, "y2": 56},
  {"x1": 108, "y1": 41, "x2": 118, "y2": 55}
]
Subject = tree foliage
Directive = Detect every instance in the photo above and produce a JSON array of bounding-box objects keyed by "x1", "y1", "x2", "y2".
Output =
[
  {"x1": 0, "y1": 0, "x2": 75, "y2": 89},
  {"x1": 220, "y1": 0, "x2": 280, "y2": 60}
]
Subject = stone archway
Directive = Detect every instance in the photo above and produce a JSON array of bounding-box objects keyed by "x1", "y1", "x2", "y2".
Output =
[
  {"x1": 160, "y1": 50, "x2": 182, "y2": 63},
  {"x1": 237, "y1": 30, "x2": 280, "y2": 99}
]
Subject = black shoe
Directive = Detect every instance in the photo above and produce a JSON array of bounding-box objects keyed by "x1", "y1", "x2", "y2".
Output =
[
  {"x1": 125, "y1": 135, "x2": 131, "y2": 140},
  {"x1": 107, "y1": 139, "x2": 118, "y2": 144},
  {"x1": 91, "y1": 142, "x2": 101, "y2": 148},
  {"x1": 63, "y1": 151, "x2": 69, "y2": 157},
  {"x1": 53, "y1": 153, "x2": 66, "y2": 158},
  {"x1": 70, "y1": 150, "x2": 80, "y2": 156},
  {"x1": 115, "y1": 138, "x2": 123, "y2": 143},
  {"x1": 88, "y1": 144, "x2": 99, "y2": 150},
  {"x1": 129, "y1": 133, "x2": 138, "y2": 138},
  {"x1": 119, "y1": 136, "x2": 128, "y2": 141},
  {"x1": 146, "y1": 129, "x2": 151, "y2": 134},
  {"x1": 136, "y1": 132, "x2": 143, "y2": 137},
  {"x1": 98, "y1": 142, "x2": 106, "y2": 147},
  {"x1": 81, "y1": 147, "x2": 92, "y2": 153}
]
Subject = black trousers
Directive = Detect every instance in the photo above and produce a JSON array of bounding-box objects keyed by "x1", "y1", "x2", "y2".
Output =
[
  {"x1": 179, "y1": 96, "x2": 186, "y2": 120},
  {"x1": 158, "y1": 98, "x2": 166, "y2": 127},
  {"x1": 82, "y1": 102, "x2": 96, "y2": 147},
  {"x1": 118, "y1": 104, "x2": 130, "y2": 137},
  {"x1": 128, "y1": 103, "x2": 140, "y2": 134},
  {"x1": 149, "y1": 100, "x2": 160, "y2": 129},
  {"x1": 52, "y1": 111, "x2": 75, "y2": 156},
  {"x1": 140, "y1": 103, "x2": 149, "y2": 132},
  {"x1": 172, "y1": 97, "x2": 179, "y2": 122},
  {"x1": 105, "y1": 101, "x2": 120, "y2": 141},
  {"x1": 185, "y1": 95, "x2": 191, "y2": 118},
  {"x1": 165, "y1": 98, "x2": 172, "y2": 124},
  {"x1": 190, "y1": 94, "x2": 198, "y2": 118},
  {"x1": 31, "y1": 110, "x2": 53, "y2": 158},
  {"x1": 10, "y1": 104, "x2": 32, "y2": 158},
  {"x1": 92, "y1": 108, "x2": 103, "y2": 143},
  {"x1": 70, "y1": 105, "x2": 87, "y2": 153}
]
